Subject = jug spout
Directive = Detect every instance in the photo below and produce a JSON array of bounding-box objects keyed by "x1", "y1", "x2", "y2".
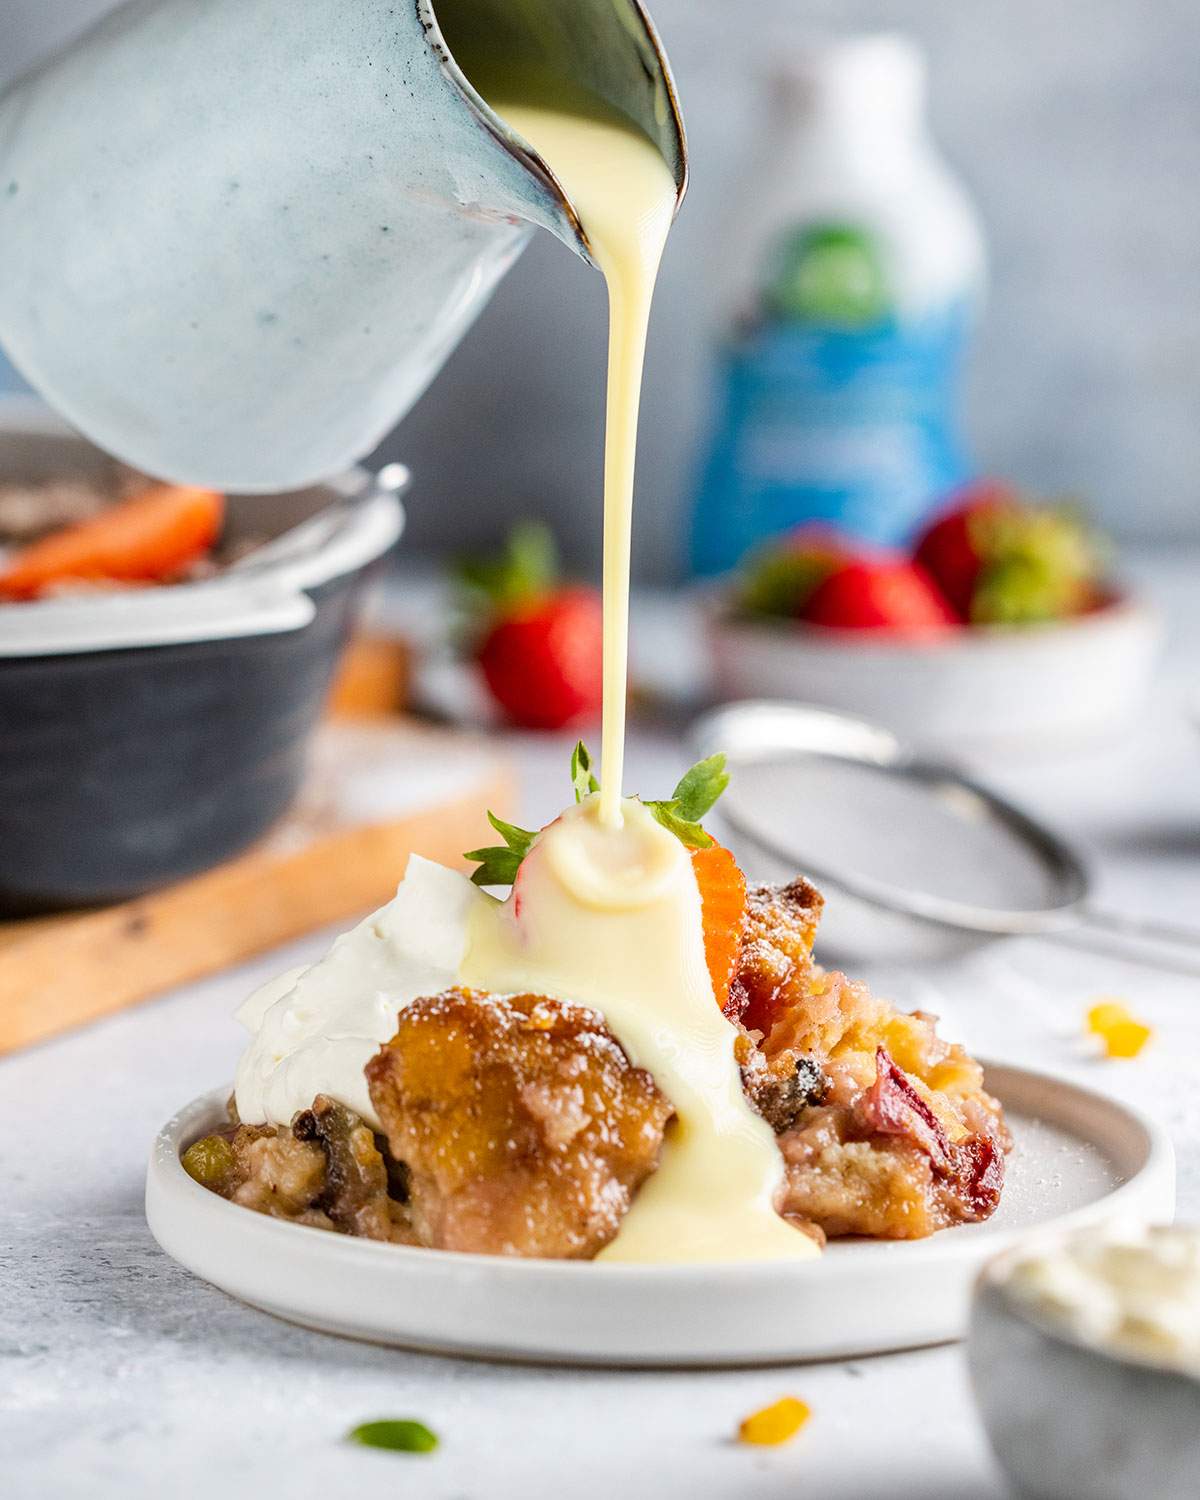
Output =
[
  {"x1": 424, "y1": 0, "x2": 687, "y2": 264},
  {"x1": 0, "y1": 0, "x2": 685, "y2": 492}
]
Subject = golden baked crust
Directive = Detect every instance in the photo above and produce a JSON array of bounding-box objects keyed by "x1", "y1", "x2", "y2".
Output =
[
  {"x1": 365, "y1": 987, "x2": 672, "y2": 1258},
  {"x1": 727, "y1": 877, "x2": 824, "y2": 1032},
  {"x1": 731, "y1": 883, "x2": 1010, "y2": 1240}
]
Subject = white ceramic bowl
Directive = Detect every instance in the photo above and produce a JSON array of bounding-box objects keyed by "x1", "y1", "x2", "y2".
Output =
[
  {"x1": 707, "y1": 594, "x2": 1163, "y2": 754},
  {"x1": 969, "y1": 1232, "x2": 1200, "y2": 1500}
]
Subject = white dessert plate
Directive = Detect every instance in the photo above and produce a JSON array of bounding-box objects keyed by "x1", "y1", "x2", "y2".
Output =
[{"x1": 145, "y1": 1062, "x2": 1174, "y2": 1367}]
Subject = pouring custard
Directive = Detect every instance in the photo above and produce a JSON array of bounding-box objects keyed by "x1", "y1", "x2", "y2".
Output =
[
  {"x1": 194, "y1": 38, "x2": 1011, "y2": 1264},
  {"x1": 448, "y1": 87, "x2": 808, "y2": 1260}
]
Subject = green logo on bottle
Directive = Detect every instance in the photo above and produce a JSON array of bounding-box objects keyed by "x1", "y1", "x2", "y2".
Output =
[{"x1": 763, "y1": 223, "x2": 891, "y2": 329}]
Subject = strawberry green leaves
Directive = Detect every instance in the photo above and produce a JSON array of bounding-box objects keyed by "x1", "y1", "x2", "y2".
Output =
[
  {"x1": 463, "y1": 811, "x2": 537, "y2": 888},
  {"x1": 669, "y1": 754, "x2": 731, "y2": 822},
  {"x1": 463, "y1": 737, "x2": 596, "y2": 887},
  {"x1": 570, "y1": 740, "x2": 600, "y2": 803},
  {"x1": 645, "y1": 754, "x2": 729, "y2": 851},
  {"x1": 455, "y1": 520, "x2": 559, "y2": 611},
  {"x1": 464, "y1": 746, "x2": 730, "y2": 887}
]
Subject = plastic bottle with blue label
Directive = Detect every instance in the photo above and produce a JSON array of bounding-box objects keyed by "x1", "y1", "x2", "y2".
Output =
[{"x1": 689, "y1": 35, "x2": 986, "y2": 575}]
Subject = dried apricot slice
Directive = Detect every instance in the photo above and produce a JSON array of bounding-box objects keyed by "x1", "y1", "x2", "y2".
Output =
[
  {"x1": 1086, "y1": 999, "x2": 1153, "y2": 1059},
  {"x1": 738, "y1": 1396, "x2": 811, "y2": 1446},
  {"x1": 692, "y1": 843, "x2": 747, "y2": 1012},
  {"x1": 1100, "y1": 1019, "x2": 1153, "y2": 1059}
]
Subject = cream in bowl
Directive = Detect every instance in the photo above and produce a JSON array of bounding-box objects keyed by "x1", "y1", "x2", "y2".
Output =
[{"x1": 969, "y1": 1222, "x2": 1200, "y2": 1500}]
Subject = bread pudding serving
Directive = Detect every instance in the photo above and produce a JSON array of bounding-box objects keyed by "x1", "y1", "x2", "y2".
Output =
[{"x1": 185, "y1": 748, "x2": 1009, "y2": 1260}]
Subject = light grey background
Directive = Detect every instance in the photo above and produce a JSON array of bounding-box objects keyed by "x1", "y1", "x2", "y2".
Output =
[{"x1": 3, "y1": 0, "x2": 1197, "y2": 576}]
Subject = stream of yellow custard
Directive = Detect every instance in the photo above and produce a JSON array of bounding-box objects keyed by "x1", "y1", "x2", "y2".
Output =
[
  {"x1": 462, "y1": 97, "x2": 814, "y2": 1262},
  {"x1": 462, "y1": 798, "x2": 815, "y2": 1262},
  {"x1": 492, "y1": 101, "x2": 673, "y2": 826}
]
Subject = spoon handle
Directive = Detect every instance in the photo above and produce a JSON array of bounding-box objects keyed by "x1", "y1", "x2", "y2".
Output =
[{"x1": 1064, "y1": 902, "x2": 1200, "y2": 976}]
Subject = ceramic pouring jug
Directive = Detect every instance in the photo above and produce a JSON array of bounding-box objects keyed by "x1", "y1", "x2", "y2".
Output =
[{"x1": 0, "y1": 0, "x2": 685, "y2": 490}]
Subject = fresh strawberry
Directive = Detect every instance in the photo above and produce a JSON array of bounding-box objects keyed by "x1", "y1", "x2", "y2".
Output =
[
  {"x1": 478, "y1": 588, "x2": 603, "y2": 729},
  {"x1": 691, "y1": 843, "x2": 748, "y2": 1013},
  {"x1": 458, "y1": 523, "x2": 603, "y2": 729},
  {"x1": 800, "y1": 557, "x2": 957, "y2": 632},
  {"x1": 467, "y1": 743, "x2": 732, "y2": 889},
  {"x1": 914, "y1": 483, "x2": 1104, "y2": 625},
  {"x1": 912, "y1": 482, "x2": 1018, "y2": 619},
  {"x1": 466, "y1": 746, "x2": 746, "y2": 1005},
  {"x1": 736, "y1": 526, "x2": 853, "y2": 619}
]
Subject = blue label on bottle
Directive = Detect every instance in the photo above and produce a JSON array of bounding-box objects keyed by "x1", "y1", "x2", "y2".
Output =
[{"x1": 688, "y1": 301, "x2": 974, "y2": 575}]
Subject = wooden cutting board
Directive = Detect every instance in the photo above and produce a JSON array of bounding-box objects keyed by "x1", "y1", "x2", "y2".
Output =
[{"x1": 0, "y1": 720, "x2": 513, "y2": 1055}]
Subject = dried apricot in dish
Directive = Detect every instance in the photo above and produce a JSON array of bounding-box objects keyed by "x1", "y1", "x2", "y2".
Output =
[{"x1": 0, "y1": 483, "x2": 224, "y2": 598}]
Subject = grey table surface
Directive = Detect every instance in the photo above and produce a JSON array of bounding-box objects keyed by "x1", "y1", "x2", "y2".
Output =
[{"x1": 4, "y1": 553, "x2": 1198, "y2": 1499}]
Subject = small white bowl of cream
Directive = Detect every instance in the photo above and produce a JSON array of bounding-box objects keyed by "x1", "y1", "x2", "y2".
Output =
[{"x1": 969, "y1": 1222, "x2": 1200, "y2": 1500}]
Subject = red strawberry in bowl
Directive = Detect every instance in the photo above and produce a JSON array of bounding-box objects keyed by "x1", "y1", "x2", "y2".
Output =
[
  {"x1": 800, "y1": 557, "x2": 958, "y2": 633},
  {"x1": 914, "y1": 482, "x2": 1104, "y2": 626},
  {"x1": 910, "y1": 480, "x2": 1018, "y2": 618},
  {"x1": 457, "y1": 523, "x2": 603, "y2": 730}
]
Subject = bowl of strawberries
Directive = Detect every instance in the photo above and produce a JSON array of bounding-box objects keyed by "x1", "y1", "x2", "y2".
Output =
[{"x1": 708, "y1": 482, "x2": 1163, "y2": 752}]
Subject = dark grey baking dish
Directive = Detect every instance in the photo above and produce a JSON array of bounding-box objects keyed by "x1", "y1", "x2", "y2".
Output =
[{"x1": 0, "y1": 405, "x2": 406, "y2": 913}]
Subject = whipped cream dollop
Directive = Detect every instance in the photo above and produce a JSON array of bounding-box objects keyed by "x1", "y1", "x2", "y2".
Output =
[
  {"x1": 1004, "y1": 1222, "x2": 1200, "y2": 1376},
  {"x1": 234, "y1": 856, "x2": 478, "y2": 1130}
]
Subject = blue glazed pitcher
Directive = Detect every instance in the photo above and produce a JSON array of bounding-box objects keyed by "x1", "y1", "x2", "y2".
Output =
[{"x1": 0, "y1": 0, "x2": 685, "y2": 489}]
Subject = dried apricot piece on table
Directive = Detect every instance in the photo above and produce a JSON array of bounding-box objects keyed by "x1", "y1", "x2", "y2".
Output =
[
  {"x1": 1085, "y1": 1000, "x2": 1153, "y2": 1059},
  {"x1": 1087, "y1": 1000, "x2": 1131, "y2": 1034},
  {"x1": 738, "y1": 1396, "x2": 811, "y2": 1447},
  {"x1": 1100, "y1": 1019, "x2": 1153, "y2": 1059}
]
